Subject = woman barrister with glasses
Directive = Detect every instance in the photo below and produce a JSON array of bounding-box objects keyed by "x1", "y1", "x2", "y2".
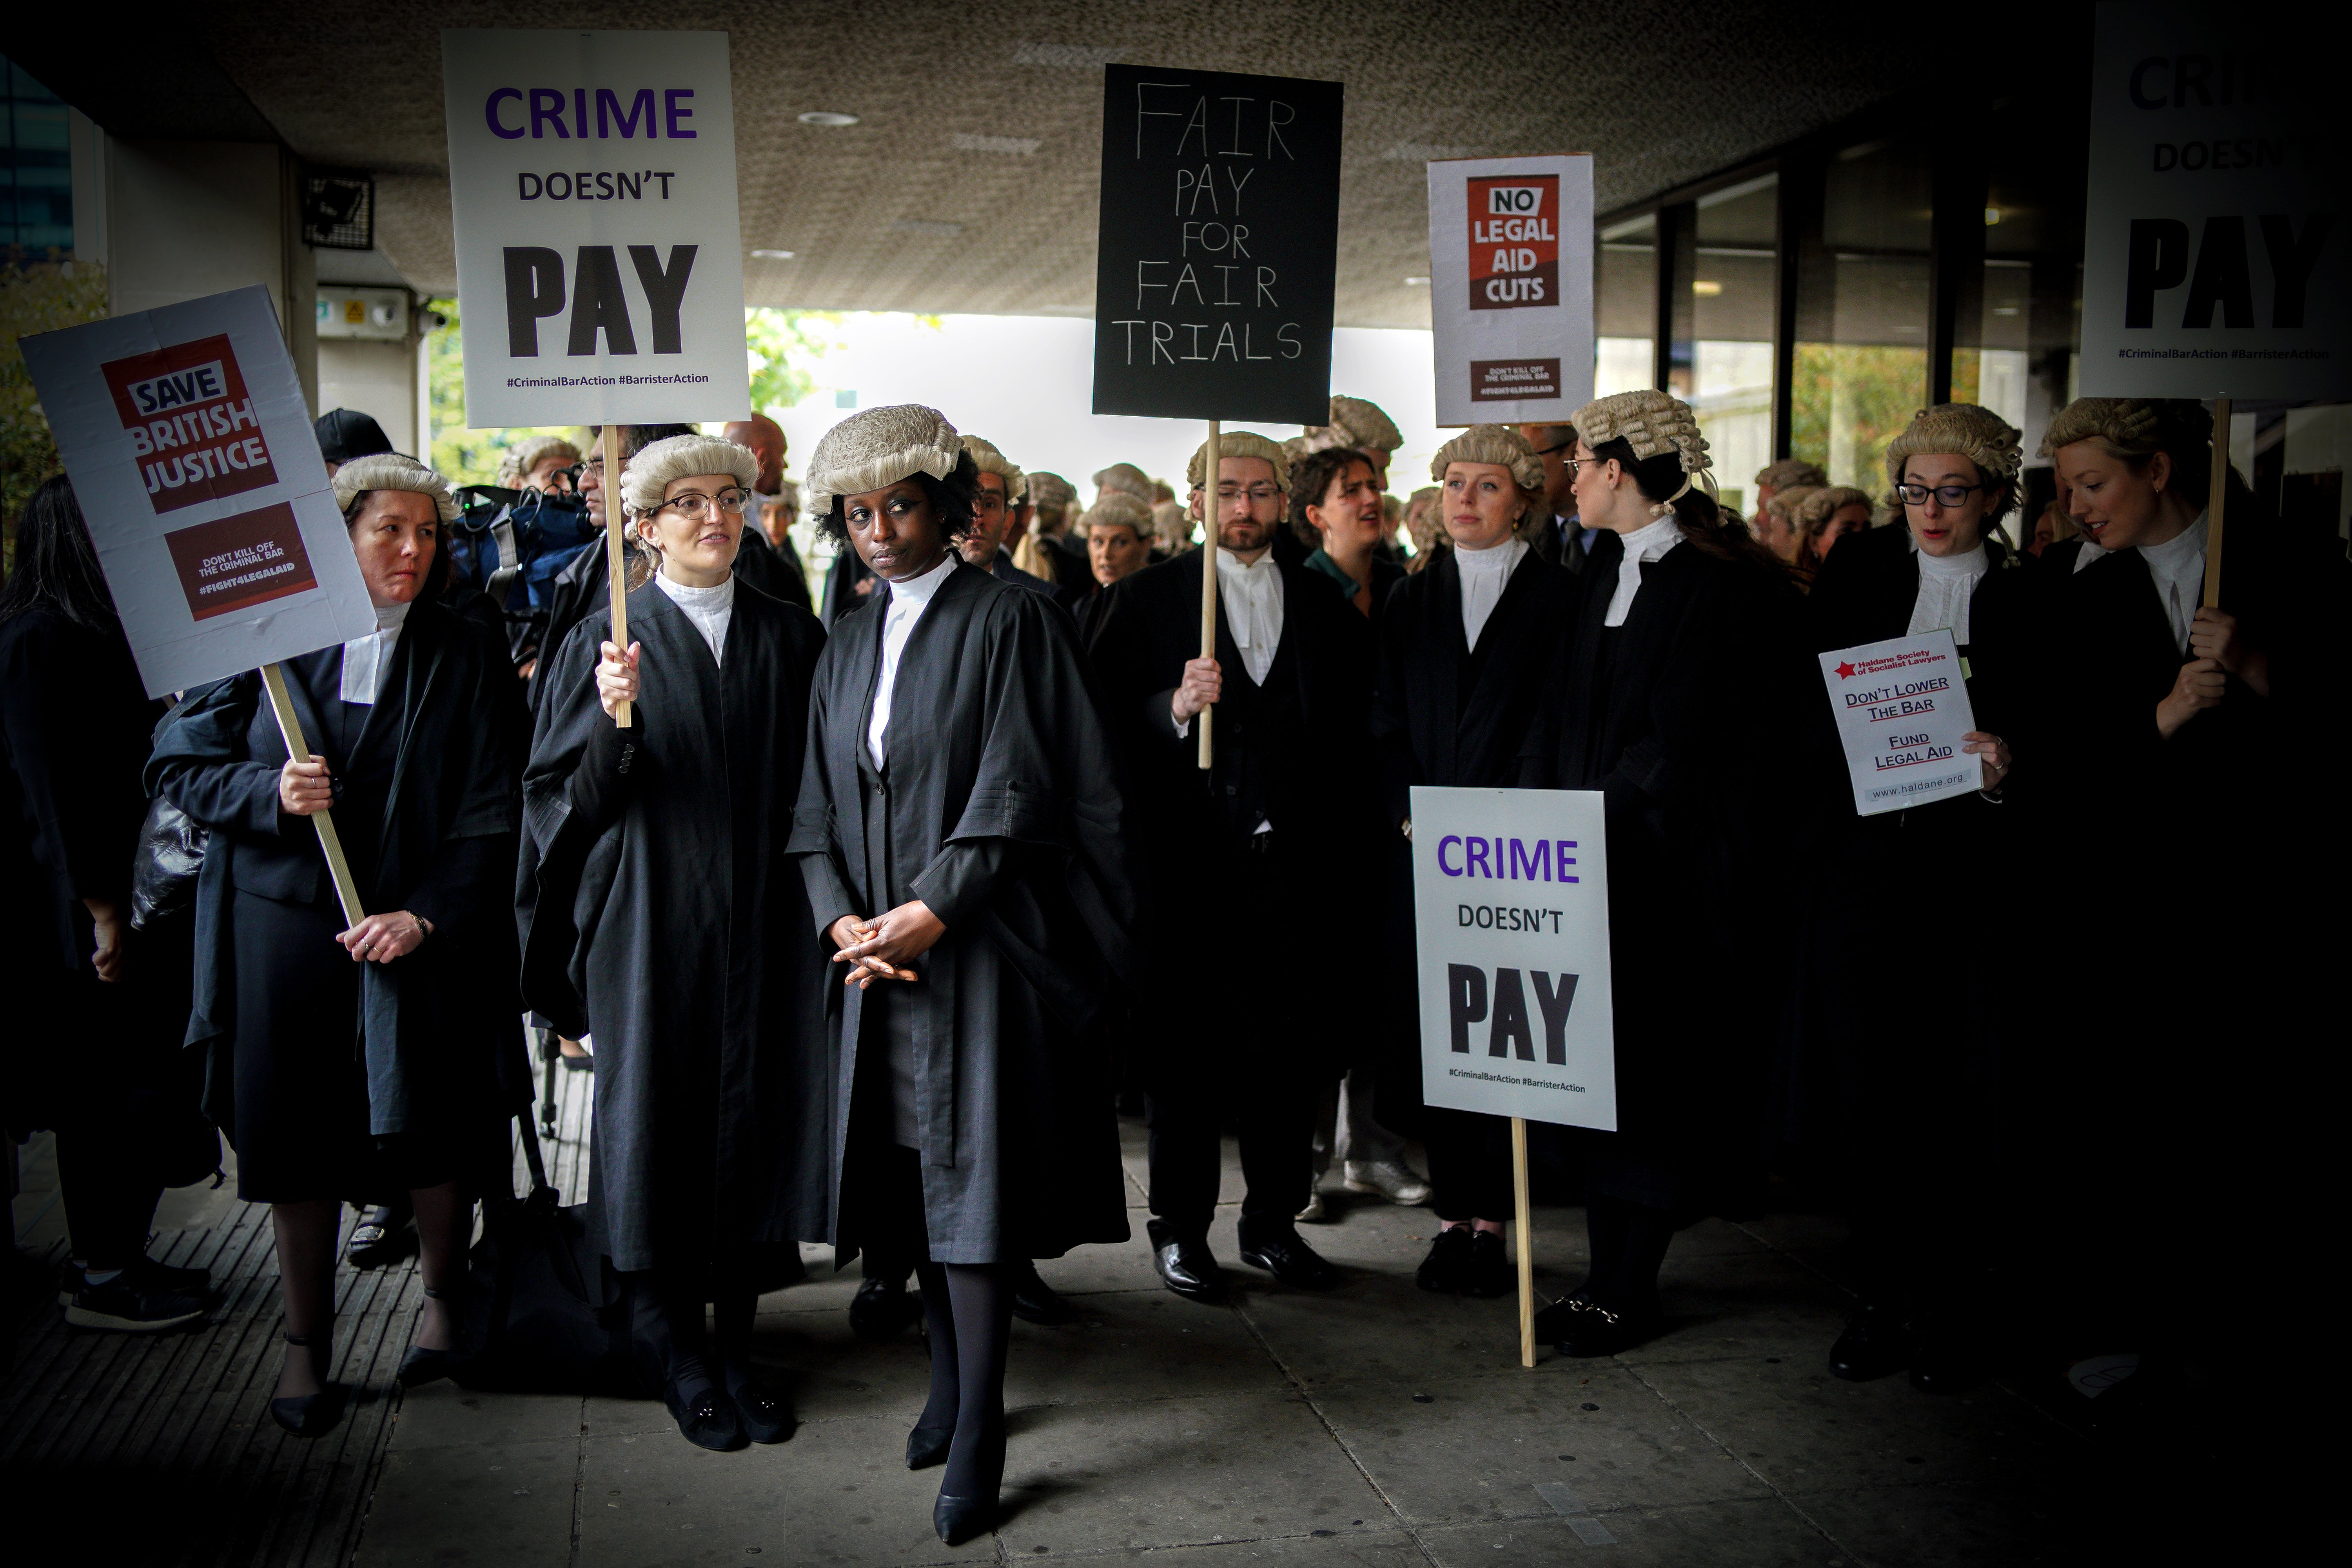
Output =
[
  {"x1": 520, "y1": 434, "x2": 832, "y2": 1453},
  {"x1": 1791, "y1": 405, "x2": 2029, "y2": 1393}
]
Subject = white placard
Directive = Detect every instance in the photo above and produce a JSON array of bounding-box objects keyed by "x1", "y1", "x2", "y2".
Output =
[
  {"x1": 441, "y1": 29, "x2": 751, "y2": 427},
  {"x1": 1410, "y1": 786, "x2": 1615, "y2": 1131},
  {"x1": 1818, "y1": 630, "x2": 1981, "y2": 817},
  {"x1": 1425, "y1": 155, "x2": 1595, "y2": 426},
  {"x1": 2078, "y1": 2, "x2": 2348, "y2": 399},
  {"x1": 20, "y1": 285, "x2": 375, "y2": 698}
]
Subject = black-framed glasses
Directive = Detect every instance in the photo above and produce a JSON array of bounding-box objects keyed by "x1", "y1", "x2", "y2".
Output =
[
  {"x1": 1534, "y1": 441, "x2": 1574, "y2": 457},
  {"x1": 1896, "y1": 481, "x2": 1986, "y2": 507},
  {"x1": 1212, "y1": 483, "x2": 1282, "y2": 503},
  {"x1": 657, "y1": 488, "x2": 754, "y2": 519}
]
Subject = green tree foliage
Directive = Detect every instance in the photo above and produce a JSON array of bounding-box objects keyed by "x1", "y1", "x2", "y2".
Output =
[
  {"x1": 746, "y1": 308, "x2": 847, "y2": 415},
  {"x1": 0, "y1": 259, "x2": 109, "y2": 568},
  {"x1": 1790, "y1": 343, "x2": 1927, "y2": 494}
]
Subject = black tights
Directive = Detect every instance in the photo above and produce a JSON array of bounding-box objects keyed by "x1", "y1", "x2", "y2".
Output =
[
  {"x1": 915, "y1": 1261, "x2": 1011, "y2": 1499},
  {"x1": 1582, "y1": 1191, "x2": 1679, "y2": 1314},
  {"x1": 638, "y1": 1275, "x2": 764, "y2": 1404},
  {"x1": 55, "y1": 1126, "x2": 164, "y2": 1271}
]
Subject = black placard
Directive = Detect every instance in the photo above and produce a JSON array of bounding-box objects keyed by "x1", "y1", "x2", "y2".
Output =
[{"x1": 1091, "y1": 64, "x2": 1342, "y2": 425}]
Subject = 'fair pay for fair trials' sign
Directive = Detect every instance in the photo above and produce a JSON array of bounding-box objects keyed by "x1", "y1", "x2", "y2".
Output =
[
  {"x1": 1410, "y1": 787, "x2": 1616, "y2": 1131},
  {"x1": 1426, "y1": 155, "x2": 1595, "y2": 425},
  {"x1": 441, "y1": 29, "x2": 751, "y2": 426},
  {"x1": 1091, "y1": 65, "x2": 1343, "y2": 426},
  {"x1": 1817, "y1": 630, "x2": 1982, "y2": 817},
  {"x1": 20, "y1": 285, "x2": 375, "y2": 698},
  {"x1": 2078, "y1": 1, "x2": 2347, "y2": 398}
]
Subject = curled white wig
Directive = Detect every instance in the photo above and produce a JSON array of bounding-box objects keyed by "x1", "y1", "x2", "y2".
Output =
[
  {"x1": 804, "y1": 405, "x2": 964, "y2": 518},
  {"x1": 496, "y1": 433, "x2": 581, "y2": 488},
  {"x1": 962, "y1": 434, "x2": 1027, "y2": 503},
  {"x1": 620, "y1": 434, "x2": 760, "y2": 517},
  {"x1": 332, "y1": 453, "x2": 457, "y2": 523}
]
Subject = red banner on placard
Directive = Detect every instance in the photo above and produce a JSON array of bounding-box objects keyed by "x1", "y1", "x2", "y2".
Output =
[
  {"x1": 1467, "y1": 175, "x2": 1559, "y2": 311},
  {"x1": 162, "y1": 502, "x2": 319, "y2": 619},
  {"x1": 100, "y1": 334, "x2": 279, "y2": 513}
]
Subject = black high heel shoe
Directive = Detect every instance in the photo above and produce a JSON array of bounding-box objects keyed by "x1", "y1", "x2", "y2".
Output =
[
  {"x1": 397, "y1": 1285, "x2": 459, "y2": 1388},
  {"x1": 906, "y1": 1421, "x2": 955, "y2": 1469},
  {"x1": 932, "y1": 1421, "x2": 1005, "y2": 1544},
  {"x1": 270, "y1": 1332, "x2": 346, "y2": 1439}
]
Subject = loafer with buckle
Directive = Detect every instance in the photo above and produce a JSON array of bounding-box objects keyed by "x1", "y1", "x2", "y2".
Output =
[
  {"x1": 1539, "y1": 1292, "x2": 1662, "y2": 1357},
  {"x1": 1236, "y1": 1220, "x2": 1339, "y2": 1290},
  {"x1": 1147, "y1": 1219, "x2": 1223, "y2": 1303},
  {"x1": 666, "y1": 1381, "x2": 748, "y2": 1452}
]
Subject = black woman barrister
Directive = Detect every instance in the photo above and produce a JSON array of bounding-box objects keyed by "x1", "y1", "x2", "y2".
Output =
[
  {"x1": 788, "y1": 405, "x2": 1138, "y2": 1544},
  {"x1": 149, "y1": 454, "x2": 526, "y2": 1436}
]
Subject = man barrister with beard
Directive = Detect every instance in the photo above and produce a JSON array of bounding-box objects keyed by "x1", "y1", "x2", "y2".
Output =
[{"x1": 1087, "y1": 430, "x2": 1378, "y2": 1303}]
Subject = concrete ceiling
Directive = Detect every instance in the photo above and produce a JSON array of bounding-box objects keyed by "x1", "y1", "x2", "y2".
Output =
[{"x1": 21, "y1": 2, "x2": 2009, "y2": 328}]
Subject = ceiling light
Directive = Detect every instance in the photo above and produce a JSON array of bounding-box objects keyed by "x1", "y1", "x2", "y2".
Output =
[
  {"x1": 1984, "y1": 207, "x2": 2002, "y2": 225},
  {"x1": 1692, "y1": 280, "x2": 1723, "y2": 296},
  {"x1": 750, "y1": 249, "x2": 797, "y2": 260},
  {"x1": 1403, "y1": 276, "x2": 1430, "y2": 286},
  {"x1": 799, "y1": 111, "x2": 859, "y2": 127}
]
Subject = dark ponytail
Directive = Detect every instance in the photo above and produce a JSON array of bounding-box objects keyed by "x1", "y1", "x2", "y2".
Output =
[{"x1": 1590, "y1": 438, "x2": 1784, "y2": 575}]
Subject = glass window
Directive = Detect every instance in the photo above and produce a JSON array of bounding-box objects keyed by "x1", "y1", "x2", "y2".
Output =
[
  {"x1": 1595, "y1": 213, "x2": 1655, "y2": 397},
  {"x1": 2, "y1": 58, "x2": 74, "y2": 258},
  {"x1": 1687, "y1": 175, "x2": 1776, "y2": 516},
  {"x1": 1793, "y1": 138, "x2": 1932, "y2": 491},
  {"x1": 1965, "y1": 122, "x2": 2087, "y2": 470}
]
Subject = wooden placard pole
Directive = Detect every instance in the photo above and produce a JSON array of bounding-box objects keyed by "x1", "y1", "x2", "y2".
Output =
[
  {"x1": 2203, "y1": 397, "x2": 2231, "y2": 610},
  {"x1": 260, "y1": 662, "x2": 366, "y2": 928},
  {"x1": 1512, "y1": 1115, "x2": 1535, "y2": 1369},
  {"x1": 603, "y1": 422, "x2": 632, "y2": 726},
  {"x1": 1196, "y1": 418, "x2": 1221, "y2": 769}
]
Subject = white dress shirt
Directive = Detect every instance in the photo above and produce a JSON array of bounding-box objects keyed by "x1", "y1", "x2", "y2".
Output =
[
  {"x1": 338, "y1": 601, "x2": 410, "y2": 704},
  {"x1": 1907, "y1": 535, "x2": 1989, "y2": 644},
  {"x1": 2074, "y1": 511, "x2": 2207, "y2": 651},
  {"x1": 656, "y1": 571, "x2": 736, "y2": 667},
  {"x1": 868, "y1": 552, "x2": 957, "y2": 768},
  {"x1": 1216, "y1": 549, "x2": 1285, "y2": 684},
  {"x1": 1603, "y1": 513, "x2": 1684, "y2": 628},
  {"x1": 1455, "y1": 536, "x2": 1526, "y2": 651}
]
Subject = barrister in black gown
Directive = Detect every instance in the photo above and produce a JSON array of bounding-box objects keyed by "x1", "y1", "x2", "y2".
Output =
[
  {"x1": 2028, "y1": 398, "x2": 2351, "y2": 1375},
  {"x1": 1088, "y1": 429, "x2": 1378, "y2": 1303},
  {"x1": 1069, "y1": 494, "x2": 1154, "y2": 650},
  {"x1": 0, "y1": 476, "x2": 216, "y2": 1334},
  {"x1": 1369, "y1": 428, "x2": 1578, "y2": 1299},
  {"x1": 787, "y1": 405, "x2": 1138, "y2": 1544},
  {"x1": 149, "y1": 455, "x2": 526, "y2": 1437},
  {"x1": 1517, "y1": 392, "x2": 1808, "y2": 1357},
  {"x1": 1792, "y1": 405, "x2": 2033, "y2": 1392},
  {"x1": 518, "y1": 435, "x2": 830, "y2": 1453}
]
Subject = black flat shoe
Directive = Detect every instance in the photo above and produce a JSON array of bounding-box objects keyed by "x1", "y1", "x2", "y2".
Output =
[
  {"x1": 270, "y1": 1332, "x2": 347, "y2": 1439},
  {"x1": 1543, "y1": 1293, "x2": 1663, "y2": 1357},
  {"x1": 1010, "y1": 1259, "x2": 1074, "y2": 1325},
  {"x1": 1828, "y1": 1302, "x2": 1914, "y2": 1382},
  {"x1": 1461, "y1": 1230, "x2": 1513, "y2": 1299},
  {"x1": 1147, "y1": 1220, "x2": 1224, "y2": 1303},
  {"x1": 398, "y1": 1285, "x2": 458, "y2": 1388},
  {"x1": 346, "y1": 1203, "x2": 417, "y2": 1270},
  {"x1": 733, "y1": 1382, "x2": 794, "y2": 1443},
  {"x1": 665, "y1": 1383, "x2": 748, "y2": 1452},
  {"x1": 906, "y1": 1421, "x2": 955, "y2": 1469},
  {"x1": 934, "y1": 1490, "x2": 996, "y2": 1545},
  {"x1": 1236, "y1": 1221, "x2": 1339, "y2": 1290},
  {"x1": 1416, "y1": 1227, "x2": 1473, "y2": 1292},
  {"x1": 850, "y1": 1275, "x2": 921, "y2": 1341}
]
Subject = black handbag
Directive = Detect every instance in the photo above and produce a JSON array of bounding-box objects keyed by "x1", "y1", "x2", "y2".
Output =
[{"x1": 129, "y1": 795, "x2": 207, "y2": 931}]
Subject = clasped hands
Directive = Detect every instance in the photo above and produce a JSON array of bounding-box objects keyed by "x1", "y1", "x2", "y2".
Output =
[{"x1": 828, "y1": 901, "x2": 946, "y2": 989}]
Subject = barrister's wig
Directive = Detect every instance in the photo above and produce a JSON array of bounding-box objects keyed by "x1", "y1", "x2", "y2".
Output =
[
  {"x1": 1884, "y1": 404, "x2": 2024, "y2": 521},
  {"x1": 962, "y1": 434, "x2": 1027, "y2": 502},
  {"x1": 1184, "y1": 431, "x2": 1291, "y2": 492},
  {"x1": 1027, "y1": 470, "x2": 1078, "y2": 520},
  {"x1": 619, "y1": 434, "x2": 760, "y2": 517},
  {"x1": 2040, "y1": 396, "x2": 2235, "y2": 515},
  {"x1": 1429, "y1": 425, "x2": 1546, "y2": 496},
  {"x1": 333, "y1": 453, "x2": 458, "y2": 524},
  {"x1": 1753, "y1": 457, "x2": 1828, "y2": 494},
  {"x1": 1149, "y1": 499, "x2": 1190, "y2": 551},
  {"x1": 804, "y1": 404, "x2": 967, "y2": 519},
  {"x1": 1092, "y1": 462, "x2": 1154, "y2": 503},
  {"x1": 1081, "y1": 492, "x2": 1154, "y2": 537},
  {"x1": 1793, "y1": 485, "x2": 1874, "y2": 532},
  {"x1": 496, "y1": 434, "x2": 581, "y2": 488},
  {"x1": 1305, "y1": 394, "x2": 1405, "y2": 456}
]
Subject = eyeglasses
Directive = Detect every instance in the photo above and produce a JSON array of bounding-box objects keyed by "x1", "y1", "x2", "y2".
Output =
[
  {"x1": 1564, "y1": 457, "x2": 1602, "y2": 476},
  {"x1": 1533, "y1": 441, "x2": 1574, "y2": 457},
  {"x1": 656, "y1": 488, "x2": 753, "y2": 519},
  {"x1": 1895, "y1": 481, "x2": 1986, "y2": 507},
  {"x1": 1211, "y1": 483, "x2": 1282, "y2": 504}
]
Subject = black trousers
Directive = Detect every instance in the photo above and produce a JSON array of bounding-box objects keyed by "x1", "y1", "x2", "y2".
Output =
[{"x1": 1423, "y1": 1106, "x2": 1513, "y2": 1223}]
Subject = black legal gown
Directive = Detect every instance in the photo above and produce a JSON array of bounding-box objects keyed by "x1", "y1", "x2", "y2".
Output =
[
  {"x1": 519, "y1": 580, "x2": 832, "y2": 1276},
  {"x1": 789, "y1": 559, "x2": 1139, "y2": 1267},
  {"x1": 1519, "y1": 532, "x2": 1809, "y2": 1213},
  {"x1": 149, "y1": 601, "x2": 527, "y2": 1200}
]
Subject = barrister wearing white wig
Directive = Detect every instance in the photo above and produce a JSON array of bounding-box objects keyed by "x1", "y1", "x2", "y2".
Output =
[
  {"x1": 333, "y1": 452, "x2": 459, "y2": 524},
  {"x1": 619, "y1": 434, "x2": 760, "y2": 518}
]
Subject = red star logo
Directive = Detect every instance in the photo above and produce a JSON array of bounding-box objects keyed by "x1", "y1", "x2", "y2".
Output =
[{"x1": 1835, "y1": 661, "x2": 1856, "y2": 679}]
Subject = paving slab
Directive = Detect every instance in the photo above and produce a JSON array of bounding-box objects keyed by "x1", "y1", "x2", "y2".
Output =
[
  {"x1": 389, "y1": 1382, "x2": 585, "y2": 1452},
  {"x1": 354, "y1": 1434, "x2": 579, "y2": 1567},
  {"x1": 1414, "y1": 1497, "x2": 1834, "y2": 1566},
  {"x1": 1789, "y1": 1481, "x2": 2077, "y2": 1567},
  {"x1": 1044, "y1": 1525, "x2": 1428, "y2": 1564}
]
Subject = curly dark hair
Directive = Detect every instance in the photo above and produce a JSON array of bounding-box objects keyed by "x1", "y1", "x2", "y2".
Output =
[
  {"x1": 1589, "y1": 438, "x2": 1784, "y2": 576},
  {"x1": 1285, "y1": 447, "x2": 1377, "y2": 546},
  {"x1": 811, "y1": 452, "x2": 984, "y2": 550}
]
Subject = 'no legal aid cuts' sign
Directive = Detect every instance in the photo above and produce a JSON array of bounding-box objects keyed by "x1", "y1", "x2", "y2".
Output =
[
  {"x1": 1410, "y1": 786, "x2": 1616, "y2": 1131},
  {"x1": 441, "y1": 29, "x2": 752, "y2": 426},
  {"x1": 1425, "y1": 155, "x2": 1595, "y2": 425},
  {"x1": 21, "y1": 285, "x2": 375, "y2": 697}
]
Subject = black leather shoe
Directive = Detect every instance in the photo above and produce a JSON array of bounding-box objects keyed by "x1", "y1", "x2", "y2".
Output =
[
  {"x1": 732, "y1": 1381, "x2": 795, "y2": 1443},
  {"x1": 1009, "y1": 1258, "x2": 1074, "y2": 1325},
  {"x1": 1828, "y1": 1302, "x2": 1914, "y2": 1382},
  {"x1": 1236, "y1": 1221, "x2": 1339, "y2": 1290},
  {"x1": 665, "y1": 1382, "x2": 748, "y2": 1452},
  {"x1": 1147, "y1": 1219, "x2": 1223, "y2": 1303},
  {"x1": 906, "y1": 1421, "x2": 955, "y2": 1469},
  {"x1": 1542, "y1": 1293, "x2": 1663, "y2": 1357},
  {"x1": 1461, "y1": 1230, "x2": 1513, "y2": 1299},
  {"x1": 346, "y1": 1202, "x2": 416, "y2": 1270},
  {"x1": 397, "y1": 1285, "x2": 458, "y2": 1388},
  {"x1": 1416, "y1": 1227, "x2": 1473, "y2": 1292},
  {"x1": 850, "y1": 1274, "x2": 920, "y2": 1341},
  {"x1": 270, "y1": 1333, "x2": 346, "y2": 1439},
  {"x1": 934, "y1": 1490, "x2": 995, "y2": 1545}
]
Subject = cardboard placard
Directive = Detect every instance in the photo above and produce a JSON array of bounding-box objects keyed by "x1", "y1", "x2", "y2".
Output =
[
  {"x1": 1426, "y1": 155, "x2": 1595, "y2": 425},
  {"x1": 1091, "y1": 64, "x2": 1343, "y2": 425},
  {"x1": 1818, "y1": 630, "x2": 1982, "y2": 816},
  {"x1": 441, "y1": 29, "x2": 752, "y2": 426},
  {"x1": 20, "y1": 285, "x2": 375, "y2": 697},
  {"x1": 1410, "y1": 786, "x2": 1616, "y2": 1131},
  {"x1": 2078, "y1": 1, "x2": 2348, "y2": 399}
]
